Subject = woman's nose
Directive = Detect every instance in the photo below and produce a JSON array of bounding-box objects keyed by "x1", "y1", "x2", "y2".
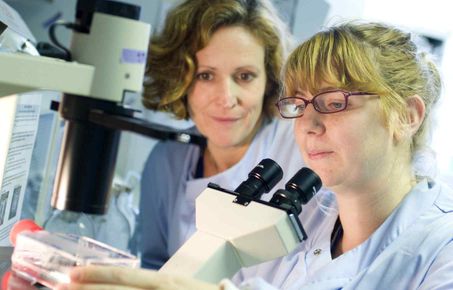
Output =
[
  {"x1": 296, "y1": 105, "x2": 325, "y2": 134},
  {"x1": 215, "y1": 78, "x2": 238, "y2": 108}
]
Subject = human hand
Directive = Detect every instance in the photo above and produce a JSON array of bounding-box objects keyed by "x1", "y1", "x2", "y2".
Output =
[{"x1": 54, "y1": 265, "x2": 221, "y2": 290}]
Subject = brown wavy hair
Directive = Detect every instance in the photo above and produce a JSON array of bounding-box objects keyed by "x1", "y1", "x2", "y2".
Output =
[
  {"x1": 142, "y1": 0, "x2": 292, "y2": 120},
  {"x1": 284, "y1": 21, "x2": 442, "y2": 155}
]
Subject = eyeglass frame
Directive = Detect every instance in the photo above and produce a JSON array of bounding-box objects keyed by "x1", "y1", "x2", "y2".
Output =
[{"x1": 275, "y1": 89, "x2": 377, "y2": 119}]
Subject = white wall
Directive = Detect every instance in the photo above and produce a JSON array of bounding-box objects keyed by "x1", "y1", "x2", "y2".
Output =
[
  {"x1": 314, "y1": 0, "x2": 453, "y2": 177},
  {"x1": 5, "y1": 0, "x2": 166, "y2": 45},
  {"x1": 360, "y1": 0, "x2": 453, "y2": 175}
]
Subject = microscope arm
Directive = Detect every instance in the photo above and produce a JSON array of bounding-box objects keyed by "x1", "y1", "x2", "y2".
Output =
[
  {"x1": 0, "y1": 53, "x2": 94, "y2": 98},
  {"x1": 88, "y1": 110, "x2": 206, "y2": 147}
]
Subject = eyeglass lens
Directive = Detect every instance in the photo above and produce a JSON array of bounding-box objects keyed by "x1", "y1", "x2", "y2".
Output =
[{"x1": 278, "y1": 91, "x2": 348, "y2": 118}]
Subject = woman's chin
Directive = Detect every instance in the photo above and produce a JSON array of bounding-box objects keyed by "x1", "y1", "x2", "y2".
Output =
[{"x1": 313, "y1": 172, "x2": 339, "y2": 189}]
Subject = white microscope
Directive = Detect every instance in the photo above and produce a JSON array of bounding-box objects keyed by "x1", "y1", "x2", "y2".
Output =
[{"x1": 160, "y1": 158, "x2": 322, "y2": 283}]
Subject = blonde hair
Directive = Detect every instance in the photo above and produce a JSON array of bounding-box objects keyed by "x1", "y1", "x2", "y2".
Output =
[
  {"x1": 143, "y1": 0, "x2": 292, "y2": 120},
  {"x1": 284, "y1": 21, "x2": 441, "y2": 154}
]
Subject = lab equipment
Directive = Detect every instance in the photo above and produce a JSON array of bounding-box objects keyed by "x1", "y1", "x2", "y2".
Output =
[
  {"x1": 10, "y1": 219, "x2": 138, "y2": 289},
  {"x1": 0, "y1": 0, "x2": 205, "y2": 218},
  {"x1": 160, "y1": 159, "x2": 322, "y2": 283}
]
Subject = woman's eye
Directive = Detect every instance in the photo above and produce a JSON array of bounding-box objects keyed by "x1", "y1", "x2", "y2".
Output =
[
  {"x1": 328, "y1": 101, "x2": 345, "y2": 109},
  {"x1": 196, "y1": 72, "x2": 213, "y2": 81},
  {"x1": 236, "y1": 72, "x2": 256, "y2": 82}
]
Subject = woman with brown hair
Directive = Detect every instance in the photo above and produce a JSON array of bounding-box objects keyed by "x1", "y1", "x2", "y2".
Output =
[{"x1": 138, "y1": 0, "x2": 309, "y2": 271}]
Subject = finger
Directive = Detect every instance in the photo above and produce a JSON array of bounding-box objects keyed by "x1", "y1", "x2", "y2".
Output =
[
  {"x1": 55, "y1": 282, "x2": 144, "y2": 290},
  {"x1": 69, "y1": 266, "x2": 161, "y2": 288},
  {"x1": 68, "y1": 266, "x2": 219, "y2": 290}
]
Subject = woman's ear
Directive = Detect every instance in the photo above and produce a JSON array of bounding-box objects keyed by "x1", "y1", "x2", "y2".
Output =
[
  {"x1": 393, "y1": 95, "x2": 426, "y2": 143},
  {"x1": 405, "y1": 94, "x2": 426, "y2": 137}
]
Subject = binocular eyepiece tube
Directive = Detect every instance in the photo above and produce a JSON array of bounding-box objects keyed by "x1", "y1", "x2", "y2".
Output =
[
  {"x1": 234, "y1": 158, "x2": 322, "y2": 214},
  {"x1": 269, "y1": 167, "x2": 322, "y2": 214},
  {"x1": 234, "y1": 158, "x2": 284, "y2": 199}
]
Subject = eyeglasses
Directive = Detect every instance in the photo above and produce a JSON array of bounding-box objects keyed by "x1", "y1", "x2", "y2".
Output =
[{"x1": 276, "y1": 89, "x2": 376, "y2": 119}]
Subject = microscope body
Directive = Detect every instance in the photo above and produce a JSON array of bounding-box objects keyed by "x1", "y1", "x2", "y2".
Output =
[
  {"x1": 69, "y1": 9, "x2": 149, "y2": 102},
  {"x1": 160, "y1": 185, "x2": 304, "y2": 283},
  {"x1": 51, "y1": 1, "x2": 151, "y2": 214}
]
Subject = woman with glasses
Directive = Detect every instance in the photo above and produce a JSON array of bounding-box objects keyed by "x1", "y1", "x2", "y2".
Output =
[
  {"x1": 53, "y1": 21, "x2": 452, "y2": 290},
  {"x1": 230, "y1": 21, "x2": 453, "y2": 289}
]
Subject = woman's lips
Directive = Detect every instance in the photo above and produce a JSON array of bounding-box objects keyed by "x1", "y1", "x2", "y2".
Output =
[
  {"x1": 211, "y1": 116, "x2": 241, "y2": 123},
  {"x1": 307, "y1": 150, "x2": 334, "y2": 160}
]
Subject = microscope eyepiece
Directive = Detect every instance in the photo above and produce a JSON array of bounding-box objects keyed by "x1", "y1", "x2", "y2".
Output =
[
  {"x1": 270, "y1": 167, "x2": 322, "y2": 214},
  {"x1": 234, "y1": 158, "x2": 283, "y2": 200}
]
